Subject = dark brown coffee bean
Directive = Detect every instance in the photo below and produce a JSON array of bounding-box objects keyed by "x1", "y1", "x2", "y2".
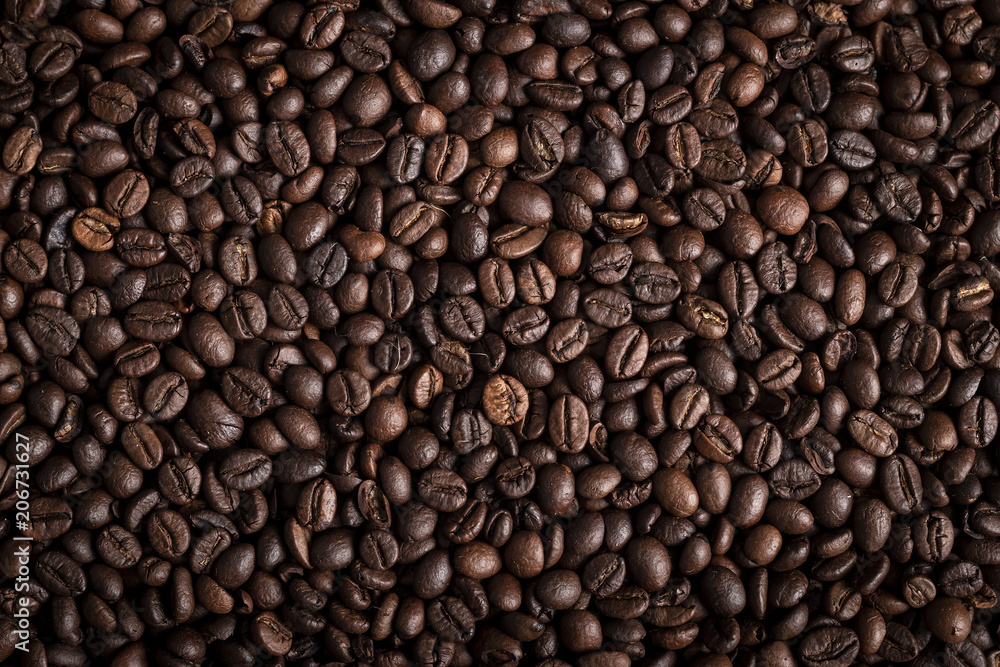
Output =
[
  {"x1": 218, "y1": 449, "x2": 272, "y2": 491},
  {"x1": 96, "y1": 525, "x2": 142, "y2": 568},
  {"x1": 947, "y1": 99, "x2": 1000, "y2": 151},
  {"x1": 848, "y1": 410, "x2": 899, "y2": 457},
  {"x1": 629, "y1": 262, "x2": 680, "y2": 304},
  {"x1": 424, "y1": 134, "x2": 468, "y2": 185},
  {"x1": 3, "y1": 125, "x2": 41, "y2": 175},
  {"x1": 170, "y1": 156, "x2": 215, "y2": 197},
  {"x1": 265, "y1": 120, "x2": 311, "y2": 177},
  {"x1": 879, "y1": 453, "x2": 922, "y2": 514},
  {"x1": 25, "y1": 305, "x2": 79, "y2": 356},
  {"x1": 143, "y1": 372, "x2": 188, "y2": 421},
  {"x1": 546, "y1": 318, "x2": 588, "y2": 363},
  {"x1": 549, "y1": 393, "x2": 589, "y2": 453},
  {"x1": 797, "y1": 626, "x2": 860, "y2": 667},
  {"x1": 418, "y1": 468, "x2": 468, "y2": 512},
  {"x1": 121, "y1": 422, "x2": 163, "y2": 470},
  {"x1": 676, "y1": 294, "x2": 728, "y2": 339},
  {"x1": 694, "y1": 414, "x2": 743, "y2": 463},
  {"x1": 88, "y1": 81, "x2": 137, "y2": 124}
]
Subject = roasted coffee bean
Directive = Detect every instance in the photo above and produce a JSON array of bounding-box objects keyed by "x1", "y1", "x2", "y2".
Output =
[
  {"x1": 170, "y1": 156, "x2": 215, "y2": 197},
  {"x1": 265, "y1": 120, "x2": 311, "y2": 177},
  {"x1": 676, "y1": 294, "x2": 728, "y2": 339},
  {"x1": 220, "y1": 366, "x2": 271, "y2": 418},
  {"x1": 880, "y1": 454, "x2": 922, "y2": 513},
  {"x1": 6, "y1": 238, "x2": 49, "y2": 282},
  {"x1": 25, "y1": 305, "x2": 79, "y2": 356},
  {"x1": 104, "y1": 170, "x2": 150, "y2": 219},
  {"x1": 848, "y1": 410, "x2": 899, "y2": 457},
  {"x1": 693, "y1": 414, "x2": 743, "y2": 463},
  {"x1": 88, "y1": 81, "x2": 137, "y2": 125},
  {"x1": 144, "y1": 372, "x2": 189, "y2": 421},
  {"x1": 96, "y1": 525, "x2": 142, "y2": 569},
  {"x1": 798, "y1": 626, "x2": 860, "y2": 667},
  {"x1": 418, "y1": 468, "x2": 468, "y2": 512},
  {"x1": 482, "y1": 374, "x2": 529, "y2": 427},
  {"x1": 120, "y1": 422, "x2": 163, "y2": 470},
  {"x1": 218, "y1": 449, "x2": 272, "y2": 491}
]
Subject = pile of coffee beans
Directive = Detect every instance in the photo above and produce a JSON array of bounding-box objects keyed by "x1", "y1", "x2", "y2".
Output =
[{"x1": 5, "y1": 0, "x2": 1000, "y2": 664}]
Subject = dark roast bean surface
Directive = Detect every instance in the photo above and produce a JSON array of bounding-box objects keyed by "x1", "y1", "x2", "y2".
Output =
[{"x1": 6, "y1": 1, "x2": 1000, "y2": 666}]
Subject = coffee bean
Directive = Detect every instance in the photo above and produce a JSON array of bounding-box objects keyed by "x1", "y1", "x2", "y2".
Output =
[
  {"x1": 218, "y1": 449, "x2": 272, "y2": 491},
  {"x1": 96, "y1": 525, "x2": 142, "y2": 568},
  {"x1": 653, "y1": 468, "x2": 698, "y2": 517},
  {"x1": 482, "y1": 374, "x2": 529, "y2": 426},
  {"x1": 120, "y1": 422, "x2": 163, "y2": 470},
  {"x1": 146, "y1": 509, "x2": 190, "y2": 559},
  {"x1": 848, "y1": 410, "x2": 899, "y2": 457},
  {"x1": 169, "y1": 156, "x2": 215, "y2": 197},
  {"x1": 143, "y1": 372, "x2": 189, "y2": 421},
  {"x1": 948, "y1": 99, "x2": 1000, "y2": 151},
  {"x1": 220, "y1": 366, "x2": 271, "y2": 417},
  {"x1": 418, "y1": 468, "x2": 468, "y2": 512},
  {"x1": 797, "y1": 626, "x2": 860, "y2": 667},
  {"x1": 548, "y1": 393, "x2": 589, "y2": 453},
  {"x1": 25, "y1": 305, "x2": 79, "y2": 356},
  {"x1": 265, "y1": 120, "x2": 311, "y2": 177},
  {"x1": 604, "y1": 324, "x2": 648, "y2": 380},
  {"x1": 583, "y1": 288, "x2": 633, "y2": 328},
  {"x1": 88, "y1": 81, "x2": 137, "y2": 124},
  {"x1": 757, "y1": 185, "x2": 809, "y2": 235},
  {"x1": 926, "y1": 596, "x2": 972, "y2": 644},
  {"x1": 251, "y1": 612, "x2": 293, "y2": 656},
  {"x1": 693, "y1": 414, "x2": 743, "y2": 463},
  {"x1": 629, "y1": 262, "x2": 680, "y2": 304},
  {"x1": 676, "y1": 294, "x2": 729, "y2": 339},
  {"x1": 879, "y1": 453, "x2": 923, "y2": 513},
  {"x1": 3, "y1": 125, "x2": 41, "y2": 175}
]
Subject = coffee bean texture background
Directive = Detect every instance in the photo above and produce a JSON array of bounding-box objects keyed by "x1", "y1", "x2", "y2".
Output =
[{"x1": 3, "y1": 0, "x2": 1000, "y2": 665}]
